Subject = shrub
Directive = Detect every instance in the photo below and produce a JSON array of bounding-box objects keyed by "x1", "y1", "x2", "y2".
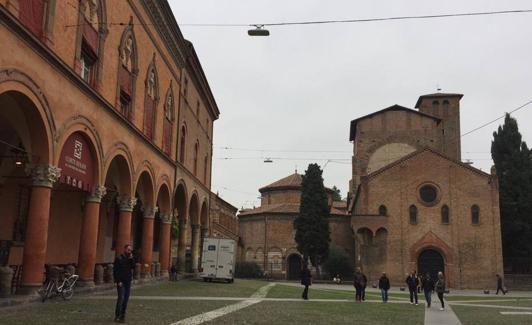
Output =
[
  {"x1": 235, "y1": 261, "x2": 263, "y2": 278},
  {"x1": 322, "y1": 246, "x2": 354, "y2": 279}
]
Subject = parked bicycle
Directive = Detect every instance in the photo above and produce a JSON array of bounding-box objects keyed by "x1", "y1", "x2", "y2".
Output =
[{"x1": 38, "y1": 269, "x2": 79, "y2": 302}]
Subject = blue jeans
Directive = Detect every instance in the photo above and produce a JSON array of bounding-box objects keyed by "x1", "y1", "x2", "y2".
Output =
[
  {"x1": 424, "y1": 290, "x2": 432, "y2": 307},
  {"x1": 381, "y1": 289, "x2": 388, "y2": 302},
  {"x1": 115, "y1": 281, "x2": 131, "y2": 320}
]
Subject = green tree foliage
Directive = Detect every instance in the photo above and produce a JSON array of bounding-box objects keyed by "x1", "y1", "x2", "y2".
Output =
[
  {"x1": 331, "y1": 186, "x2": 342, "y2": 201},
  {"x1": 323, "y1": 246, "x2": 354, "y2": 279},
  {"x1": 294, "y1": 163, "x2": 331, "y2": 267},
  {"x1": 491, "y1": 114, "x2": 532, "y2": 270}
]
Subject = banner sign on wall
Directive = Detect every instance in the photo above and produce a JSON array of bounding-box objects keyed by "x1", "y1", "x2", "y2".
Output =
[{"x1": 58, "y1": 133, "x2": 94, "y2": 192}]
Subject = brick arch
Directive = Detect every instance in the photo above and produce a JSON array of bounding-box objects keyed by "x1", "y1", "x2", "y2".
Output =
[
  {"x1": 174, "y1": 179, "x2": 188, "y2": 223},
  {"x1": 0, "y1": 69, "x2": 56, "y2": 163},
  {"x1": 103, "y1": 142, "x2": 134, "y2": 196},
  {"x1": 359, "y1": 135, "x2": 423, "y2": 174},
  {"x1": 189, "y1": 191, "x2": 200, "y2": 225},
  {"x1": 410, "y1": 231, "x2": 453, "y2": 265},
  {"x1": 54, "y1": 117, "x2": 104, "y2": 185}
]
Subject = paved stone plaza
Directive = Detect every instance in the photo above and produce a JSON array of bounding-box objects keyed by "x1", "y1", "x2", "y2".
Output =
[{"x1": 2, "y1": 280, "x2": 532, "y2": 325}]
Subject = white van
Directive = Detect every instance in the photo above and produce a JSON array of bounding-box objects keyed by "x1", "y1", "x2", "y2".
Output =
[{"x1": 199, "y1": 238, "x2": 235, "y2": 283}]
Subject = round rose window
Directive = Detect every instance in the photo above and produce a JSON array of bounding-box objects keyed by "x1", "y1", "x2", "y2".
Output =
[{"x1": 419, "y1": 185, "x2": 438, "y2": 204}]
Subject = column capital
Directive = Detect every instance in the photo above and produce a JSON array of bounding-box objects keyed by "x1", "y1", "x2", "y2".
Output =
[
  {"x1": 160, "y1": 213, "x2": 173, "y2": 224},
  {"x1": 143, "y1": 206, "x2": 158, "y2": 219},
  {"x1": 27, "y1": 164, "x2": 61, "y2": 188},
  {"x1": 86, "y1": 185, "x2": 107, "y2": 203},
  {"x1": 117, "y1": 195, "x2": 137, "y2": 212}
]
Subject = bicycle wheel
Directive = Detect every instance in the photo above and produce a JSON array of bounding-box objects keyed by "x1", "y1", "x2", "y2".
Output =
[
  {"x1": 40, "y1": 281, "x2": 54, "y2": 302},
  {"x1": 61, "y1": 288, "x2": 74, "y2": 300}
]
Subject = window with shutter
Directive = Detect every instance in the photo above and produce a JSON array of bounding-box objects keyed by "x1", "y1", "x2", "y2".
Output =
[{"x1": 19, "y1": 0, "x2": 45, "y2": 37}]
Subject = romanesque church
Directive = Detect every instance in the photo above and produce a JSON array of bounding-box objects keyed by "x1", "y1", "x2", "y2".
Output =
[{"x1": 238, "y1": 93, "x2": 503, "y2": 289}]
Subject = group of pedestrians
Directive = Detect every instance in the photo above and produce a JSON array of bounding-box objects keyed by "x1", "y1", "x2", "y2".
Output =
[{"x1": 404, "y1": 270, "x2": 446, "y2": 310}]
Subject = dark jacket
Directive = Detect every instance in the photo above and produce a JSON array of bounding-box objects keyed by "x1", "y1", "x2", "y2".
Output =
[
  {"x1": 435, "y1": 278, "x2": 446, "y2": 293},
  {"x1": 353, "y1": 272, "x2": 366, "y2": 288},
  {"x1": 421, "y1": 276, "x2": 434, "y2": 292},
  {"x1": 378, "y1": 276, "x2": 390, "y2": 290},
  {"x1": 406, "y1": 275, "x2": 419, "y2": 289},
  {"x1": 113, "y1": 253, "x2": 135, "y2": 283},
  {"x1": 300, "y1": 268, "x2": 312, "y2": 286}
]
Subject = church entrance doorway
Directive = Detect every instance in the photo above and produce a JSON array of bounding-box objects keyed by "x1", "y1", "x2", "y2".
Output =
[
  {"x1": 417, "y1": 249, "x2": 444, "y2": 281},
  {"x1": 287, "y1": 254, "x2": 302, "y2": 280}
]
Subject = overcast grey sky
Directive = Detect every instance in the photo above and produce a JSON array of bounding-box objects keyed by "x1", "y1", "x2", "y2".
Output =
[{"x1": 170, "y1": 0, "x2": 532, "y2": 210}]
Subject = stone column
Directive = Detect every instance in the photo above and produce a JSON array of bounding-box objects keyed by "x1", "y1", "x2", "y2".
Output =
[
  {"x1": 116, "y1": 196, "x2": 137, "y2": 256},
  {"x1": 177, "y1": 218, "x2": 187, "y2": 273},
  {"x1": 199, "y1": 226, "x2": 209, "y2": 270},
  {"x1": 140, "y1": 206, "x2": 157, "y2": 278},
  {"x1": 77, "y1": 186, "x2": 106, "y2": 287},
  {"x1": 159, "y1": 214, "x2": 172, "y2": 277},
  {"x1": 191, "y1": 224, "x2": 201, "y2": 273},
  {"x1": 19, "y1": 165, "x2": 60, "y2": 294}
]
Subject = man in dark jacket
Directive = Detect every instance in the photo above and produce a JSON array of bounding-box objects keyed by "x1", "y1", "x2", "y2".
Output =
[
  {"x1": 406, "y1": 271, "x2": 419, "y2": 305},
  {"x1": 114, "y1": 244, "x2": 135, "y2": 323},
  {"x1": 378, "y1": 272, "x2": 390, "y2": 302},
  {"x1": 421, "y1": 272, "x2": 434, "y2": 308},
  {"x1": 353, "y1": 268, "x2": 365, "y2": 302},
  {"x1": 300, "y1": 264, "x2": 312, "y2": 300},
  {"x1": 496, "y1": 274, "x2": 508, "y2": 295}
]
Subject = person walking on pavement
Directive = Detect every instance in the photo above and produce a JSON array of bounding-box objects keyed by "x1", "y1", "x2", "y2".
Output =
[
  {"x1": 114, "y1": 244, "x2": 135, "y2": 323},
  {"x1": 353, "y1": 268, "x2": 365, "y2": 302},
  {"x1": 406, "y1": 270, "x2": 419, "y2": 305},
  {"x1": 300, "y1": 264, "x2": 312, "y2": 300},
  {"x1": 421, "y1": 272, "x2": 435, "y2": 308},
  {"x1": 496, "y1": 274, "x2": 508, "y2": 295},
  {"x1": 361, "y1": 272, "x2": 368, "y2": 301},
  {"x1": 378, "y1": 272, "x2": 390, "y2": 303},
  {"x1": 435, "y1": 271, "x2": 446, "y2": 311}
]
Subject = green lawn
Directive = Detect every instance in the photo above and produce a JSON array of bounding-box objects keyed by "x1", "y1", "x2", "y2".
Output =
[
  {"x1": 268, "y1": 285, "x2": 409, "y2": 301},
  {"x1": 204, "y1": 301, "x2": 425, "y2": 325},
  {"x1": 452, "y1": 305, "x2": 532, "y2": 325},
  {"x1": 454, "y1": 298, "x2": 532, "y2": 307},
  {"x1": 109, "y1": 279, "x2": 265, "y2": 298},
  {"x1": 1, "y1": 298, "x2": 231, "y2": 325}
]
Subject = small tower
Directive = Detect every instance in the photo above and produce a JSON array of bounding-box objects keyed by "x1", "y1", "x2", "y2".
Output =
[{"x1": 415, "y1": 93, "x2": 463, "y2": 161}]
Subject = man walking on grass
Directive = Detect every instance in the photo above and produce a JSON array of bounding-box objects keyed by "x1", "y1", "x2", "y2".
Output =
[{"x1": 114, "y1": 244, "x2": 135, "y2": 323}]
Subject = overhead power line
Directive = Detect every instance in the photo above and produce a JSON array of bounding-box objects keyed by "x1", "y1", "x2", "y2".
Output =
[
  {"x1": 64, "y1": 9, "x2": 532, "y2": 28},
  {"x1": 181, "y1": 9, "x2": 532, "y2": 27}
]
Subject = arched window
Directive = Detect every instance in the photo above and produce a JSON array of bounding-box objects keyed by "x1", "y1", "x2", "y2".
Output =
[
  {"x1": 116, "y1": 22, "x2": 138, "y2": 120},
  {"x1": 409, "y1": 205, "x2": 418, "y2": 225},
  {"x1": 162, "y1": 88, "x2": 174, "y2": 156},
  {"x1": 442, "y1": 100, "x2": 450, "y2": 118},
  {"x1": 75, "y1": 0, "x2": 107, "y2": 87},
  {"x1": 179, "y1": 125, "x2": 186, "y2": 164},
  {"x1": 432, "y1": 100, "x2": 440, "y2": 116},
  {"x1": 441, "y1": 205, "x2": 450, "y2": 224},
  {"x1": 143, "y1": 60, "x2": 158, "y2": 140},
  {"x1": 378, "y1": 205, "x2": 387, "y2": 216},
  {"x1": 203, "y1": 155, "x2": 208, "y2": 184},
  {"x1": 193, "y1": 142, "x2": 199, "y2": 176},
  {"x1": 471, "y1": 205, "x2": 480, "y2": 224}
]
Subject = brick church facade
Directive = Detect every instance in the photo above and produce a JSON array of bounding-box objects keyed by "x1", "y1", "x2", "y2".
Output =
[{"x1": 239, "y1": 93, "x2": 503, "y2": 289}]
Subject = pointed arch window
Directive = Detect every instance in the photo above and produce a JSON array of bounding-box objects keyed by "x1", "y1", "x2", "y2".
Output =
[
  {"x1": 143, "y1": 60, "x2": 158, "y2": 140},
  {"x1": 471, "y1": 205, "x2": 480, "y2": 225},
  {"x1": 193, "y1": 142, "x2": 199, "y2": 176},
  {"x1": 116, "y1": 23, "x2": 138, "y2": 120},
  {"x1": 409, "y1": 205, "x2": 418, "y2": 225},
  {"x1": 378, "y1": 205, "x2": 387, "y2": 216},
  {"x1": 75, "y1": 0, "x2": 106, "y2": 88},
  {"x1": 203, "y1": 155, "x2": 208, "y2": 184},
  {"x1": 441, "y1": 204, "x2": 450, "y2": 224},
  {"x1": 179, "y1": 125, "x2": 186, "y2": 164},
  {"x1": 432, "y1": 100, "x2": 440, "y2": 117},
  {"x1": 162, "y1": 88, "x2": 174, "y2": 156}
]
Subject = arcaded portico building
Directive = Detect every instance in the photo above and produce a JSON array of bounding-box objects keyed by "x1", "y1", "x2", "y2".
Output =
[{"x1": 0, "y1": 0, "x2": 218, "y2": 294}]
